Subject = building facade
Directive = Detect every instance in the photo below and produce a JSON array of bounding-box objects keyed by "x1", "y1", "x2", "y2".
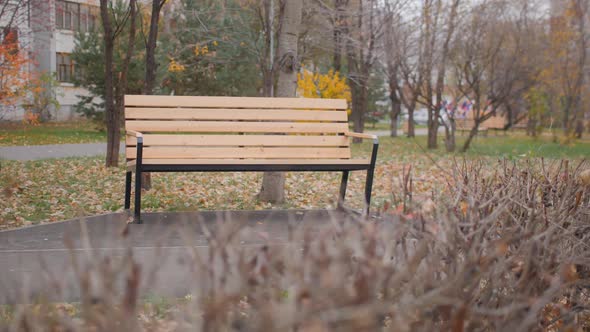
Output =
[{"x1": 5, "y1": 0, "x2": 98, "y2": 121}]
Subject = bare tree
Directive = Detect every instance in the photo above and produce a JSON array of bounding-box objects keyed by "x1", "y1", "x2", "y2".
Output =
[
  {"x1": 411, "y1": 0, "x2": 460, "y2": 149},
  {"x1": 345, "y1": 0, "x2": 382, "y2": 143},
  {"x1": 390, "y1": 0, "x2": 459, "y2": 141},
  {"x1": 98, "y1": 0, "x2": 138, "y2": 167},
  {"x1": 260, "y1": 0, "x2": 279, "y2": 97},
  {"x1": 382, "y1": 1, "x2": 408, "y2": 137},
  {"x1": 398, "y1": 32, "x2": 422, "y2": 138},
  {"x1": 143, "y1": 0, "x2": 167, "y2": 96},
  {"x1": 115, "y1": 0, "x2": 137, "y2": 140},
  {"x1": 451, "y1": 0, "x2": 539, "y2": 152},
  {"x1": 545, "y1": 0, "x2": 589, "y2": 139},
  {"x1": 138, "y1": 0, "x2": 167, "y2": 189},
  {"x1": 100, "y1": 0, "x2": 117, "y2": 167}
]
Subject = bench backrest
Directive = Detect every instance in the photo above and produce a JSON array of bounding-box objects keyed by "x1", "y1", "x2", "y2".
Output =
[{"x1": 124, "y1": 95, "x2": 350, "y2": 161}]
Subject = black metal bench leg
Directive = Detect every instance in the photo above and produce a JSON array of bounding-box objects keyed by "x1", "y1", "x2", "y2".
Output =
[
  {"x1": 134, "y1": 140, "x2": 143, "y2": 224},
  {"x1": 134, "y1": 169, "x2": 142, "y2": 224},
  {"x1": 338, "y1": 171, "x2": 349, "y2": 209},
  {"x1": 364, "y1": 167, "x2": 375, "y2": 217},
  {"x1": 364, "y1": 141, "x2": 379, "y2": 217},
  {"x1": 124, "y1": 171, "x2": 132, "y2": 210}
]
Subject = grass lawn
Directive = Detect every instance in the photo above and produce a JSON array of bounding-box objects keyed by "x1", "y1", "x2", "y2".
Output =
[
  {"x1": 357, "y1": 134, "x2": 590, "y2": 160},
  {"x1": 0, "y1": 121, "x2": 105, "y2": 146},
  {"x1": 1, "y1": 132, "x2": 588, "y2": 228}
]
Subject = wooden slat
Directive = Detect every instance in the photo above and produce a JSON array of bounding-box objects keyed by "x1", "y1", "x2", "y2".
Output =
[
  {"x1": 126, "y1": 135, "x2": 349, "y2": 147},
  {"x1": 125, "y1": 108, "x2": 348, "y2": 121},
  {"x1": 125, "y1": 95, "x2": 347, "y2": 110},
  {"x1": 125, "y1": 120, "x2": 348, "y2": 133},
  {"x1": 128, "y1": 158, "x2": 369, "y2": 166},
  {"x1": 126, "y1": 147, "x2": 351, "y2": 159}
]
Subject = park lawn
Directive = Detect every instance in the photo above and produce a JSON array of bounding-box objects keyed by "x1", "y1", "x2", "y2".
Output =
[
  {"x1": 464, "y1": 135, "x2": 590, "y2": 158},
  {"x1": 0, "y1": 139, "x2": 455, "y2": 229},
  {"x1": 1, "y1": 135, "x2": 588, "y2": 229},
  {"x1": 0, "y1": 121, "x2": 105, "y2": 146},
  {"x1": 358, "y1": 134, "x2": 590, "y2": 160}
]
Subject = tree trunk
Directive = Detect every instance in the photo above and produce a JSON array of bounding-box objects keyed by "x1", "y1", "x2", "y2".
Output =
[
  {"x1": 114, "y1": 0, "x2": 137, "y2": 155},
  {"x1": 141, "y1": 0, "x2": 166, "y2": 190},
  {"x1": 333, "y1": 0, "x2": 347, "y2": 71},
  {"x1": 333, "y1": 16, "x2": 341, "y2": 71},
  {"x1": 407, "y1": 106, "x2": 415, "y2": 137},
  {"x1": 258, "y1": 0, "x2": 302, "y2": 204},
  {"x1": 345, "y1": 0, "x2": 376, "y2": 144},
  {"x1": 427, "y1": 109, "x2": 438, "y2": 149},
  {"x1": 563, "y1": 96, "x2": 572, "y2": 135},
  {"x1": 100, "y1": 0, "x2": 119, "y2": 167},
  {"x1": 144, "y1": 0, "x2": 164, "y2": 95},
  {"x1": 444, "y1": 119, "x2": 455, "y2": 152},
  {"x1": 461, "y1": 125, "x2": 479, "y2": 152},
  {"x1": 575, "y1": 119, "x2": 584, "y2": 138},
  {"x1": 349, "y1": 76, "x2": 368, "y2": 143},
  {"x1": 262, "y1": 0, "x2": 274, "y2": 97},
  {"x1": 390, "y1": 108, "x2": 399, "y2": 137},
  {"x1": 527, "y1": 117, "x2": 537, "y2": 137},
  {"x1": 389, "y1": 82, "x2": 401, "y2": 137}
]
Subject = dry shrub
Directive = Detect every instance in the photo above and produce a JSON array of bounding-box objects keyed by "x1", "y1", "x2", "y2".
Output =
[{"x1": 2, "y1": 159, "x2": 590, "y2": 331}]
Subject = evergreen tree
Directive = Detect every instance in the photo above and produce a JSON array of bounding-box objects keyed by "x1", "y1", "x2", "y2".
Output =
[
  {"x1": 157, "y1": 0, "x2": 266, "y2": 97},
  {"x1": 71, "y1": 1, "x2": 144, "y2": 128}
]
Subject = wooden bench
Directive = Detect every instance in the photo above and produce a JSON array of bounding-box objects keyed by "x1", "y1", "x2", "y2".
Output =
[
  {"x1": 124, "y1": 95, "x2": 379, "y2": 223},
  {"x1": 456, "y1": 119, "x2": 488, "y2": 136},
  {"x1": 484, "y1": 116, "x2": 505, "y2": 131}
]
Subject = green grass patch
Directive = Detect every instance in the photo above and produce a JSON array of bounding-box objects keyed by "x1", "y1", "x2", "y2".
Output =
[
  {"x1": 0, "y1": 121, "x2": 106, "y2": 146},
  {"x1": 352, "y1": 134, "x2": 590, "y2": 160}
]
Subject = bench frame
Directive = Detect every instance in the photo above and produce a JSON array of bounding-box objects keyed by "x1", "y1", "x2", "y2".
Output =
[{"x1": 124, "y1": 130, "x2": 379, "y2": 224}]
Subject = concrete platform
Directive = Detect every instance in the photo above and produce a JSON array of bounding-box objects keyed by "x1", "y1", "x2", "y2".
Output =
[{"x1": 0, "y1": 209, "x2": 357, "y2": 303}]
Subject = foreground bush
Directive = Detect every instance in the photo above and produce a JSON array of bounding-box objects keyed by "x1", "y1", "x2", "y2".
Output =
[{"x1": 2, "y1": 159, "x2": 590, "y2": 331}]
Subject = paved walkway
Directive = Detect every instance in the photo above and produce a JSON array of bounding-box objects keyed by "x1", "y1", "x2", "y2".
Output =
[
  {"x1": 0, "y1": 130, "x2": 431, "y2": 161},
  {"x1": 0, "y1": 209, "x2": 358, "y2": 303},
  {"x1": 0, "y1": 142, "x2": 126, "y2": 160}
]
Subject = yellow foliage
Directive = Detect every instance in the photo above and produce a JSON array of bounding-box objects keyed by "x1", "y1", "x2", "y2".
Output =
[
  {"x1": 538, "y1": 0, "x2": 589, "y2": 137},
  {"x1": 168, "y1": 58, "x2": 185, "y2": 73},
  {"x1": 194, "y1": 44, "x2": 211, "y2": 57},
  {"x1": 540, "y1": 1, "x2": 586, "y2": 97},
  {"x1": 297, "y1": 69, "x2": 351, "y2": 113}
]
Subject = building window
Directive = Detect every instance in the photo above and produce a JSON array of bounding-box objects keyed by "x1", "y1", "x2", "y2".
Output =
[
  {"x1": 56, "y1": 0, "x2": 98, "y2": 32},
  {"x1": 68, "y1": 2, "x2": 80, "y2": 31},
  {"x1": 56, "y1": 1, "x2": 64, "y2": 29},
  {"x1": 80, "y1": 5, "x2": 89, "y2": 33},
  {"x1": 89, "y1": 7, "x2": 99, "y2": 31},
  {"x1": 57, "y1": 53, "x2": 76, "y2": 82}
]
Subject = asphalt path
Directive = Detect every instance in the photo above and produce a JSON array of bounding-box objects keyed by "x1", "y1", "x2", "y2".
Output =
[
  {"x1": 0, "y1": 142, "x2": 126, "y2": 161},
  {"x1": 0, "y1": 209, "x2": 359, "y2": 304}
]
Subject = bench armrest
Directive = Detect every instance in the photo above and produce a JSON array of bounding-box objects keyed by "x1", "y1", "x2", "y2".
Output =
[
  {"x1": 126, "y1": 130, "x2": 144, "y2": 143},
  {"x1": 345, "y1": 132, "x2": 379, "y2": 143}
]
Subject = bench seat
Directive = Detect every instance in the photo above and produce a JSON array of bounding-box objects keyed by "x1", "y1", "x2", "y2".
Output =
[{"x1": 124, "y1": 95, "x2": 379, "y2": 223}]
